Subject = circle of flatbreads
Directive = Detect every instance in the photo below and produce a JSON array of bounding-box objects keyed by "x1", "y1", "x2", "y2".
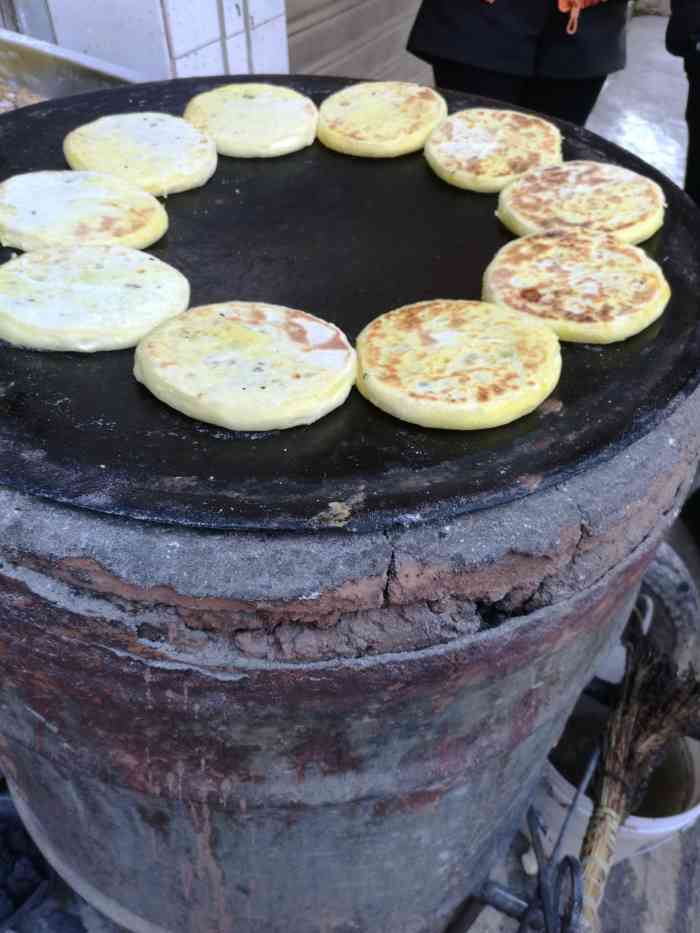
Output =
[
  {"x1": 134, "y1": 301, "x2": 357, "y2": 431},
  {"x1": 497, "y1": 160, "x2": 665, "y2": 244},
  {"x1": 425, "y1": 108, "x2": 562, "y2": 193},
  {"x1": 0, "y1": 171, "x2": 168, "y2": 252},
  {"x1": 183, "y1": 83, "x2": 318, "y2": 158},
  {"x1": 0, "y1": 246, "x2": 190, "y2": 352},
  {"x1": 318, "y1": 81, "x2": 448, "y2": 158},
  {"x1": 483, "y1": 231, "x2": 671, "y2": 344},
  {"x1": 356, "y1": 299, "x2": 561, "y2": 430},
  {"x1": 63, "y1": 112, "x2": 217, "y2": 196}
]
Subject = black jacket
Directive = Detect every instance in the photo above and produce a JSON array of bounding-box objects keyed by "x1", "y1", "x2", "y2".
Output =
[
  {"x1": 666, "y1": 0, "x2": 700, "y2": 58},
  {"x1": 407, "y1": 0, "x2": 628, "y2": 79}
]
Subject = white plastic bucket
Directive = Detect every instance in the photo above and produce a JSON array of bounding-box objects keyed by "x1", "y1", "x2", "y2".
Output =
[{"x1": 532, "y1": 721, "x2": 700, "y2": 863}]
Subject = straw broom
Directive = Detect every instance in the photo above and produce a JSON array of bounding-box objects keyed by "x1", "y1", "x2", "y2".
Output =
[{"x1": 580, "y1": 605, "x2": 700, "y2": 932}]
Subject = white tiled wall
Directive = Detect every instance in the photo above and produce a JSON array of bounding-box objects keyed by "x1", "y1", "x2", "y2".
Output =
[
  {"x1": 226, "y1": 32, "x2": 249, "y2": 74},
  {"x1": 222, "y1": 0, "x2": 246, "y2": 37},
  {"x1": 249, "y1": 15, "x2": 290, "y2": 74},
  {"x1": 247, "y1": 0, "x2": 286, "y2": 29},
  {"x1": 174, "y1": 40, "x2": 226, "y2": 78},
  {"x1": 162, "y1": 0, "x2": 221, "y2": 58},
  {"x1": 46, "y1": 0, "x2": 172, "y2": 79},
  {"x1": 41, "y1": 0, "x2": 291, "y2": 79}
]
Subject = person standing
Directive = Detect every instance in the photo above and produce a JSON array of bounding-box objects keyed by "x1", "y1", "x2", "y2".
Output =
[
  {"x1": 667, "y1": 0, "x2": 700, "y2": 205},
  {"x1": 407, "y1": 0, "x2": 629, "y2": 126}
]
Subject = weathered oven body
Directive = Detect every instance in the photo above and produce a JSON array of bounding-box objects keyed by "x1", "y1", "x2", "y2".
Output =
[{"x1": 0, "y1": 388, "x2": 697, "y2": 933}]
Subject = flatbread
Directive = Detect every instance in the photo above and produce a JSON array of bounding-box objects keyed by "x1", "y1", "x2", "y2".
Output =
[
  {"x1": 425, "y1": 108, "x2": 562, "y2": 193},
  {"x1": 183, "y1": 83, "x2": 318, "y2": 158},
  {"x1": 497, "y1": 160, "x2": 665, "y2": 244},
  {"x1": 317, "y1": 81, "x2": 447, "y2": 158},
  {"x1": 0, "y1": 246, "x2": 190, "y2": 351},
  {"x1": 483, "y1": 231, "x2": 671, "y2": 344},
  {"x1": 63, "y1": 112, "x2": 217, "y2": 195},
  {"x1": 134, "y1": 301, "x2": 357, "y2": 431},
  {"x1": 0, "y1": 171, "x2": 168, "y2": 252},
  {"x1": 356, "y1": 299, "x2": 561, "y2": 430}
]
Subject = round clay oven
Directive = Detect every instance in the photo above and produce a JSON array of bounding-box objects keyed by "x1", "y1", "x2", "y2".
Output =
[{"x1": 0, "y1": 77, "x2": 699, "y2": 933}]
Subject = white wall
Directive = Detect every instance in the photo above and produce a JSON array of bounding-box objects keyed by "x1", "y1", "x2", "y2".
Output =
[{"x1": 16, "y1": 0, "x2": 290, "y2": 78}]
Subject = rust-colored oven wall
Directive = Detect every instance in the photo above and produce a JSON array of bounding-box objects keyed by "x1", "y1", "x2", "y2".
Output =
[
  {"x1": 0, "y1": 542, "x2": 645, "y2": 933},
  {"x1": 287, "y1": 0, "x2": 432, "y2": 82}
]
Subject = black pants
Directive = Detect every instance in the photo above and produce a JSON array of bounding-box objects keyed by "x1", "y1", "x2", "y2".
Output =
[
  {"x1": 686, "y1": 60, "x2": 700, "y2": 206},
  {"x1": 432, "y1": 60, "x2": 607, "y2": 127}
]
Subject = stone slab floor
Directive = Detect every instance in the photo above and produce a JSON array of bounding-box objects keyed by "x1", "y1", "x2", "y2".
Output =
[
  {"x1": 587, "y1": 14, "x2": 688, "y2": 188},
  {"x1": 472, "y1": 821, "x2": 700, "y2": 933}
]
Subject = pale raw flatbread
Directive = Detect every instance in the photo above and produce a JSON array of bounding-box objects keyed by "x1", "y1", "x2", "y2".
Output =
[
  {"x1": 483, "y1": 231, "x2": 671, "y2": 344},
  {"x1": 0, "y1": 171, "x2": 168, "y2": 252},
  {"x1": 356, "y1": 299, "x2": 561, "y2": 430},
  {"x1": 0, "y1": 245, "x2": 190, "y2": 351},
  {"x1": 497, "y1": 160, "x2": 665, "y2": 244},
  {"x1": 63, "y1": 112, "x2": 217, "y2": 195},
  {"x1": 183, "y1": 83, "x2": 318, "y2": 158},
  {"x1": 425, "y1": 108, "x2": 562, "y2": 193},
  {"x1": 134, "y1": 301, "x2": 357, "y2": 431},
  {"x1": 318, "y1": 81, "x2": 448, "y2": 158}
]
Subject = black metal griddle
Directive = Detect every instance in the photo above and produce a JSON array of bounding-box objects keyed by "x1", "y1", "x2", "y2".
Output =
[{"x1": 1, "y1": 75, "x2": 699, "y2": 533}]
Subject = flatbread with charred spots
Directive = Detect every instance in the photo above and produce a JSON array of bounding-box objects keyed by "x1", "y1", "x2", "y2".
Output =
[
  {"x1": 483, "y1": 230, "x2": 671, "y2": 343},
  {"x1": 356, "y1": 299, "x2": 561, "y2": 430},
  {"x1": 425, "y1": 108, "x2": 562, "y2": 193},
  {"x1": 497, "y1": 160, "x2": 665, "y2": 244}
]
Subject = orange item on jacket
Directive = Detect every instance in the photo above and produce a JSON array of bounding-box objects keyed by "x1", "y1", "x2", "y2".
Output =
[
  {"x1": 481, "y1": 0, "x2": 608, "y2": 35},
  {"x1": 559, "y1": 0, "x2": 608, "y2": 34}
]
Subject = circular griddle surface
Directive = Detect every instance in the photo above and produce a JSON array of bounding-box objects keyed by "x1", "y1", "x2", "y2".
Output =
[{"x1": 1, "y1": 76, "x2": 699, "y2": 533}]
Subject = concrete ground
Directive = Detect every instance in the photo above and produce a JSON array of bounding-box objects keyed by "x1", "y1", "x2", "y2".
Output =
[
  {"x1": 472, "y1": 822, "x2": 700, "y2": 933},
  {"x1": 472, "y1": 24, "x2": 696, "y2": 922},
  {"x1": 587, "y1": 14, "x2": 688, "y2": 188}
]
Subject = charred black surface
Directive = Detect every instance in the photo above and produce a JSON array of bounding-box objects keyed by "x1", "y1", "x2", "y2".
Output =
[{"x1": 0, "y1": 76, "x2": 699, "y2": 531}]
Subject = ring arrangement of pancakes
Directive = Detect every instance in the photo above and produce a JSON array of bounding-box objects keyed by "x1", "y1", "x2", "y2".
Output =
[
  {"x1": 0, "y1": 80, "x2": 674, "y2": 434},
  {"x1": 425, "y1": 108, "x2": 562, "y2": 193},
  {"x1": 497, "y1": 160, "x2": 666, "y2": 244},
  {"x1": 184, "y1": 83, "x2": 318, "y2": 158},
  {"x1": 483, "y1": 231, "x2": 671, "y2": 344},
  {"x1": 355, "y1": 300, "x2": 561, "y2": 430},
  {"x1": 317, "y1": 81, "x2": 447, "y2": 158},
  {"x1": 134, "y1": 302, "x2": 357, "y2": 432},
  {"x1": 63, "y1": 112, "x2": 217, "y2": 195}
]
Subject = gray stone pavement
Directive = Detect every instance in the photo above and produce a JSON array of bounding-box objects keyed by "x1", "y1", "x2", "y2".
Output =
[{"x1": 587, "y1": 15, "x2": 688, "y2": 188}]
